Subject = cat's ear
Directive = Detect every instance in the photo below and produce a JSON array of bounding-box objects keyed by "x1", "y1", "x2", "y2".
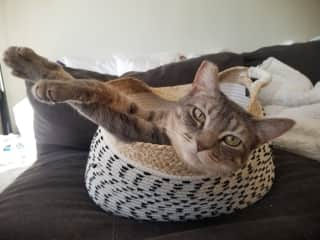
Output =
[
  {"x1": 192, "y1": 61, "x2": 219, "y2": 92},
  {"x1": 254, "y1": 118, "x2": 295, "y2": 145}
]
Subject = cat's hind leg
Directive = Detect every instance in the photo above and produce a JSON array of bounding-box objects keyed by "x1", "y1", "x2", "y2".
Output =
[{"x1": 3, "y1": 46, "x2": 73, "y2": 81}]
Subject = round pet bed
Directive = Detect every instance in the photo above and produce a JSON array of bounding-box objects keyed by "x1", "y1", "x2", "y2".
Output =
[{"x1": 85, "y1": 67, "x2": 274, "y2": 221}]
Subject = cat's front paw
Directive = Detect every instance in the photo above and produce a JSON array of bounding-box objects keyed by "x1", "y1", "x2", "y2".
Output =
[
  {"x1": 32, "y1": 80, "x2": 95, "y2": 104},
  {"x1": 3, "y1": 46, "x2": 61, "y2": 81},
  {"x1": 32, "y1": 80, "x2": 72, "y2": 104}
]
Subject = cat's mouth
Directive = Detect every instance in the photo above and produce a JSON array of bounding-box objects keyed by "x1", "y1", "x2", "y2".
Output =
[{"x1": 171, "y1": 138, "x2": 236, "y2": 176}]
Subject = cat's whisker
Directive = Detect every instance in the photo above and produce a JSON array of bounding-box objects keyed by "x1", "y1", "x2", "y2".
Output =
[
  {"x1": 183, "y1": 133, "x2": 192, "y2": 141},
  {"x1": 208, "y1": 152, "x2": 219, "y2": 162},
  {"x1": 165, "y1": 128, "x2": 192, "y2": 143}
]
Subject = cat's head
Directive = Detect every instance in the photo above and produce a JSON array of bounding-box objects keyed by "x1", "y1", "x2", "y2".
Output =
[{"x1": 167, "y1": 61, "x2": 294, "y2": 176}]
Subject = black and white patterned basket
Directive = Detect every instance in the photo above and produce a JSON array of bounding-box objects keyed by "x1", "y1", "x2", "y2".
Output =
[
  {"x1": 85, "y1": 127, "x2": 274, "y2": 222},
  {"x1": 85, "y1": 77, "x2": 275, "y2": 222}
]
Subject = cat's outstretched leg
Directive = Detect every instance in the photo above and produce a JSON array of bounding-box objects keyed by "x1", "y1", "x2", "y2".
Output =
[
  {"x1": 33, "y1": 79, "x2": 117, "y2": 105},
  {"x1": 33, "y1": 78, "x2": 170, "y2": 144},
  {"x1": 3, "y1": 46, "x2": 73, "y2": 82},
  {"x1": 33, "y1": 78, "x2": 157, "y2": 119}
]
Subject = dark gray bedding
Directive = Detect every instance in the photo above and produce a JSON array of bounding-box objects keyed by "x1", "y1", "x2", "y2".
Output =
[
  {"x1": 0, "y1": 41, "x2": 320, "y2": 240},
  {"x1": 1, "y1": 146, "x2": 319, "y2": 240}
]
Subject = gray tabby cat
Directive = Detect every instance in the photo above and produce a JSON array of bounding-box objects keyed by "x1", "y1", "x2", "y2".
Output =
[{"x1": 3, "y1": 47, "x2": 294, "y2": 176}]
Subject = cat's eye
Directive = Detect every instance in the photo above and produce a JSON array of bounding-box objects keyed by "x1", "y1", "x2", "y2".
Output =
[
  {"x1": 223, "y1": 135, "x2": 241, "y2": 147},
  {"x1": 191, "y1": 107, "x2": 206, "y2": 125}
]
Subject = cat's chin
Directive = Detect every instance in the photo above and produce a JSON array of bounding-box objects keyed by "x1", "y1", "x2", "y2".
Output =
[{"x1": 172, "y1": 146, "x2": 237, "y2": 177}]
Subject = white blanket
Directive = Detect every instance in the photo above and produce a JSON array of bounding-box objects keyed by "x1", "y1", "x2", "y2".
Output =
[{"x1": 250, "y1": 58, "x2": 320, "y2": 161}]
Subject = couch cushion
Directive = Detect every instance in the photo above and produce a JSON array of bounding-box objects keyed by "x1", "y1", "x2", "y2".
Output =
[
  {"x1": 25, "y1": 80, "x2": 98, "y2": 151},
  {"x1": 131, "y1": 52, "x2": 243, "y2": 87}
]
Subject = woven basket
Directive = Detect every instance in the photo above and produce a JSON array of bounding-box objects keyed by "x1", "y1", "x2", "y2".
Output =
[{"x1": 85, "y1": 67, "x2": 274, "y2": 221}]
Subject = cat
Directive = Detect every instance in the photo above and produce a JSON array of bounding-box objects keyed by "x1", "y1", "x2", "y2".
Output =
[{"x1": 3, "y1": 47, "x2": 294, "y2": 176}]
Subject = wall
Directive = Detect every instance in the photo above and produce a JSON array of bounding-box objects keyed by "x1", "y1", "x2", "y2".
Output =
[
  {"x1": 0, "y1": 3, "x2": 5, "y2": 52},
  {"x1": 1, "y1": 0, "x2": 320, "y2": 131},
  {"x1": 0, "y1": 1, "x2": 7, "y2": 133},
  {"x1": 0, "y1": 1, "x2": 6, "y2": 83},
  {"x1": 0, "y1": 0, "x2": 8, "y2": 87}
]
